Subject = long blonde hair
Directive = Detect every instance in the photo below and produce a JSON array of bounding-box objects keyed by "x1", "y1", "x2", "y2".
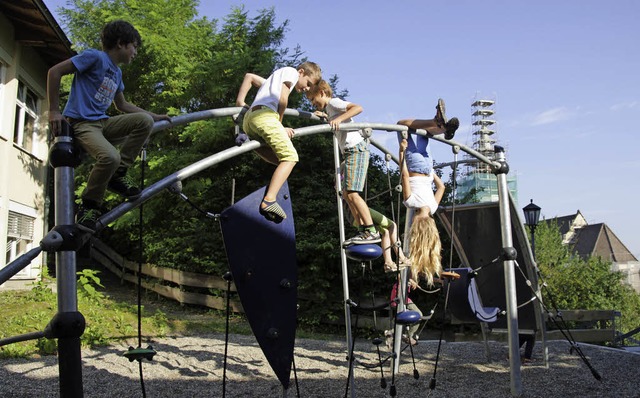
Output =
[{"x1": 408, "y1": 212, "x2": 442, "y2": 286}]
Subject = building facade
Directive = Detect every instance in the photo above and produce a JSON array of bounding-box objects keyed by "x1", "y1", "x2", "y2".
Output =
[
  {"x1": 546, "y1": 211, "x2": 640, "y2": 293},
  {"x1": 0, "y1": 0, "x2": 73, "y2": 289}
]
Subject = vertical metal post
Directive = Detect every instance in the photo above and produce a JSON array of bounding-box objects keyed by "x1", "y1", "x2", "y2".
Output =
[
  {"x1": 52, "y1": 132, "x2": 84, "y2": 398},
  {"x1": 333, "y1": 135, "x2": 355, "y2": 397},
  {"x1": 494, "y1": 147, "x2": 522, "y2": 396},
  {"x1": 391, "y1": 207, "x2": 412, "y2": 375}
]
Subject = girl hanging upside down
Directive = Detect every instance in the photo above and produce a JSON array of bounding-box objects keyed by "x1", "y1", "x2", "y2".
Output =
[{"x1": 397, "y1": 98, "x2": 458, "y2": 286}]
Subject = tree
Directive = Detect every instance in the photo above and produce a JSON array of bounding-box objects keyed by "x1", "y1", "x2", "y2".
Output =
[
  {"x1": 56, "y1": 1, "x2": 403, "y2": 325},
  {"x1": 534, "y1": 220, "x2": 640, "y2": 333}
]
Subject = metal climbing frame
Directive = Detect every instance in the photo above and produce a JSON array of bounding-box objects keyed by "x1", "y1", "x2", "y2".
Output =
[{"x1": 0, "y1": 107, "x2": 524, "y2": 397}]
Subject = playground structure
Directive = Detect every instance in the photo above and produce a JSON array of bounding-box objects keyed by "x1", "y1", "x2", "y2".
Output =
[{"x1": 0, "y1": 106, "x2": 556, "y2": 397}]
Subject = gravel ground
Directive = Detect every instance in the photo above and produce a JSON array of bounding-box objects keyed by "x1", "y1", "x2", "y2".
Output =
[{"x1": 1, "y1": 334, "x2": 639, "y2": 398}]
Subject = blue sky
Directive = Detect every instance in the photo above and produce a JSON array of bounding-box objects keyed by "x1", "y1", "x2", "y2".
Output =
[{"x1": 44, "y1": 0, "x2": 640, "y2": 259}]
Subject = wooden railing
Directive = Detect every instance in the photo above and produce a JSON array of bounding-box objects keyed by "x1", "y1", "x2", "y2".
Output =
[{"x1": 89, "y1": 238, "x2": 243, "y2": 313}]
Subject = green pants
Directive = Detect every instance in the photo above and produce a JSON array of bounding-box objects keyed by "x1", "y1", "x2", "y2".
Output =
[{"x1": 72, "y1": 113, "x2": 153, "y2": 204}]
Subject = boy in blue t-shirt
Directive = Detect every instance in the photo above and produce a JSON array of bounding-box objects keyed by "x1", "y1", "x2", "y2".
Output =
[{"x1": 47, "y1": 20, "x2": 170, "y2": 231}]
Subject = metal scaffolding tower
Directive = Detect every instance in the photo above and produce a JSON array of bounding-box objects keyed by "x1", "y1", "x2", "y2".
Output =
[{"x1": 458, "y1": 96, "x2": 518, "y2": 203}]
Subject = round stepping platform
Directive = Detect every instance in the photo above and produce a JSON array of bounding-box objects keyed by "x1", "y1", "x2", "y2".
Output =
[
  {"x1": 123, "y1": 346, "x2": 157, "y2": 362},
  {"x1": 344, "y1": 244, "x2": 382, "y2": 261},
  {"x1": 396, "y1": 310, "x2": 422, "y2": 325}
]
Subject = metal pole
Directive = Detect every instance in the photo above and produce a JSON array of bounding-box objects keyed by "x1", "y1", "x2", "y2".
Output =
[
  {"x1": 332, "y1": 136, "x2": 356, "y2": 397},
  {"x1": 53, "y1": 134, "x2": 84, "y2": 398},
  {"x1": 530, "y1": 226, "x2": 536, "y2": 259},
  {"x1": 494, "y1": 147, "x2": 522, "y2": 396},
  {"x1": 391, "y1": 208, "x2": 412, "y2": 375}
]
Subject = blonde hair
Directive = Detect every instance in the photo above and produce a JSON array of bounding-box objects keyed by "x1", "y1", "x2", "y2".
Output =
[
  {"x1": 408, "y1": 212, "x2": 442, "y2": 286},
  {"x1": 298, "y1": 61, "x2": 322, "y2": 82},
  {"x1": 307, "y1": 79, "x2": 332, "y2": 100}
]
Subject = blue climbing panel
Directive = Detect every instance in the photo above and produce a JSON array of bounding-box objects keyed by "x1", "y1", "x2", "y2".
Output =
[{"x1": 220, "y1": 183, "x2": 297, "y2": 389}]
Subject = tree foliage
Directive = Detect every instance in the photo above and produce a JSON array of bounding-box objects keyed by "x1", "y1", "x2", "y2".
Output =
[
  {"x1": 56, "y1": 0, "x2": 400, "y2": 324},
  {"x1": 534, "y1": 221, "x2": 640, "y2": 333},
  {"x1": 57, "y1": 1, "x2": 640, "y2": 333}
]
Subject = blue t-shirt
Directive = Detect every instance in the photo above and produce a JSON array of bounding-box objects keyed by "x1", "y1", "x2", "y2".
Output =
[{"x1": 63, "y1": 49, "x2": 124, "y2": 121}]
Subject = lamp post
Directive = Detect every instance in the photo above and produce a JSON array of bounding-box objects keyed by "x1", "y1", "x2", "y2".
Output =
[{"x1": 522, "y1": 199, "x2": 541, "y2": 259}]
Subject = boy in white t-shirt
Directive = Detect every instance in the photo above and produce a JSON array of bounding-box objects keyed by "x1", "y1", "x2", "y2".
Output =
[
  {"x1": 307, "y1": 80, "x2": 380, "y2": 245},
  {"x1": 235, "y1": 62, "x2": 322, "y2": 223}
]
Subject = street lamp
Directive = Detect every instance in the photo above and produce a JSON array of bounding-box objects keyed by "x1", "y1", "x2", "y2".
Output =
[{"x1": 522, "y1": 199, "x2": 541, "y2": 258}]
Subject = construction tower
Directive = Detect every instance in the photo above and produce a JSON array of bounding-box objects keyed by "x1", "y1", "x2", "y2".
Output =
[{"x1": 457, "y1": 95, "x2": 518, "y2": 203}]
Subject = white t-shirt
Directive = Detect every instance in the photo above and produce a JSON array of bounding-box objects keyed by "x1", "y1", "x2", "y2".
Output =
[
  {"x1": 326, "y1": 98, "x2": 364, "y2": 152},
  {"x1": 252, "y1": 67, "x2": 299, "y2": 112},
  {"x1": 403, "y1": 174, "x2": 438, "y2": 214}
]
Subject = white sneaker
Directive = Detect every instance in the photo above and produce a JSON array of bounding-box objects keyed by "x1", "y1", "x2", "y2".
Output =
[{"x1": 349, "y1": 230, "x2": 381, "y2": 245}]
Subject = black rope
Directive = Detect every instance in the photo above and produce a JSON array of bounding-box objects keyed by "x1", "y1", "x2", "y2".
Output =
[
  {"x1": 292, "y1": 354, "x2": 301, "y2": 397},
  {"x1": 429, "y1": 149, "x2": 460, "y2": 390},
  {"x1": 429, "y1": 281, "x2": 451, "y2": 391},
  {"x1": 343, "y1": 263, "x2": 369, "y2": 398},
  {"x1": 175, "y1": 192, "x2": 220, "y2": 220},
  {"x1": 222, "y1": 272, "x2": 232, "y2": 397},
  {"x1": 165, "y1": 186, "x2": 243, "y2": 394},
  {"x1": 513, "y1": 260, "x2": 602, "y2": 381},
  {"x1": 172, "y1": 189, "x2": 307, "y2": 394}
]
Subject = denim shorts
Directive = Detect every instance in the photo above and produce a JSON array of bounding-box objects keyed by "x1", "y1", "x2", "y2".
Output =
[{"x1": 398, "y1": 131, "x2": 432, "y2": 175}]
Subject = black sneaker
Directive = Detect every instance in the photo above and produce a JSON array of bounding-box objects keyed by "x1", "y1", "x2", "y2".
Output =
[
  {"x1": 108, "y1": 168, "x2": 142, "y2": 200},
  {"x1": 436, "y1": 98, "x2": 447, "y2": 127},
  {"x1": 349, "y1": 230, "x2": 382, "y2": 245},
  {"x1": 76, "y1": 203, "x2": 102, "y2": 232},
  {"x1": 444, "y1": 117, "x2": 459, "y2": 140}
]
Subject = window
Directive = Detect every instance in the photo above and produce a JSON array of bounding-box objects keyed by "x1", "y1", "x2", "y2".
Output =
[
  {"x1": 5, "y1": 211, "x2": 35, "y2": 266},
  {"x1": 13, "y1": 81, "x2": 40, "y2": 153}
]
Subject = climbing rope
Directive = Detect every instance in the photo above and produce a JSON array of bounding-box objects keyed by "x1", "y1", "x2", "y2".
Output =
[
  {"x1": 120, "y1": 146, "x2": 157, "y2": 398},
  {"x1": 429, "y1": 146, "x2": 460, "y2": 391},
  {"x1": 167, "y1": 183, "x2": 304, "y2": 397},
  {"x1": 513, "y1": 260, "x2": 602, "y2": 381}
]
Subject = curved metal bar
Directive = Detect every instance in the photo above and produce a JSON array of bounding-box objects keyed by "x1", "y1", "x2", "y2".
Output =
[
  {"x1": 97, "y1": 140, "x2": 261, "y2": 229},
  {"x1": 293, "y1": 122, "x2": 500, "y2": 169},
  {"x1": 5, "y1": 105, "x2": 521, "y2": 397},
  {"x1": 151, "y1": 106, "x2": 322, "y2": 134}
]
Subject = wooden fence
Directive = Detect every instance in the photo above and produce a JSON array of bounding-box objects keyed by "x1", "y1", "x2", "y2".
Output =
[
  {"x1": 87, "y1": 238, "x2": 622, "y2": 344},
  {"x1": 546, "y1": 309, "x2": 621, "y2": 344},
  {"x1": 89, "y1": 238, "x2": 243, "y2": 313}
]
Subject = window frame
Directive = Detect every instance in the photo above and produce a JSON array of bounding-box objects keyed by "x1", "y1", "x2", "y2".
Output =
[
  {"x1": 5, "y1": 210, "x2": 35, "y2": 275},
  {"x1": 13, "y1": 80, "x2": 41, "y2": 155}
]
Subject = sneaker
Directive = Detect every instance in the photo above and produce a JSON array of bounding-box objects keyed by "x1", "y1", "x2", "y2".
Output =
[
  {"x1": 435, "y1": 98, "x2": 448, "y2": 127},
  {"x1": 348, "y1": 230, "x2": 381, "y2": 245},
  {"x1": 444, "y1": 117, "x2": 459, "y2": 140},
  {"x1": 342, "y1": 230, "x2": 362, "y2": 247},
  {"x1": 76, "y1": 203, "x2": 102, "y2": 232},
  {"x1": 108, "y1": 168, "x2": 142, "y2": 200}
]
